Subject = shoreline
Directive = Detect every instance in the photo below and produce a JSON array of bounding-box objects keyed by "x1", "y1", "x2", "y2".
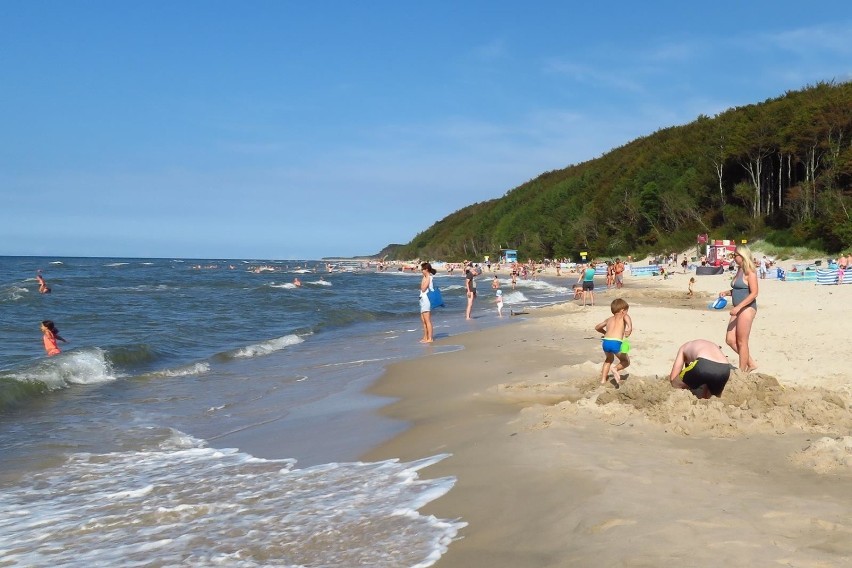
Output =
[{"x1": 362, "y1": 272, "x2": 852, "y2": 566}]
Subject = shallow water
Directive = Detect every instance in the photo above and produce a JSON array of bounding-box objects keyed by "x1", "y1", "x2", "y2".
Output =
[{"x1": 0, "y1": 257, "x2": 570, "y2": 565}]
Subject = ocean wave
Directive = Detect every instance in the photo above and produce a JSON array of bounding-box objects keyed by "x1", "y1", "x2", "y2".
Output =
[
  {"x1": 495, "y1": 290, "x2": 528, "y2": 304},
  {"x1": 267, "y1": 282, "x2": 298, "y2": 289},
  {"x1": 0, "y1": 285, "x2": 29, "y2": 302},
  {"x1": 306, "y1": 279, "x2": 332, "y2": 286},
  {"x1": 104, "y1": 262, "x2": 130, "y2": 267},
  {"x1": 0, "y1": 349, "x2": 119, "y2": 412},
  {"x1": 515, "y1": 280, "x2": 570, "y2": 294},
  {"x1": 229, "y1": 334, "x2": 305, "y2": 359},
  {"x1": 0, "y1": 438, "x2": 462, "y2": 567},
  {"x1": 143, "y1": 362, "x2": 211, "y2": 379},
  {"x1": 6, "y1": 348, "x2": 118, "y2": 391},
  {"x1": 0, "y1": 377, "x2": 51, "y2": 412},
  {"x1": 106, "y1": 344, "x2": 162, "y2": 367}
]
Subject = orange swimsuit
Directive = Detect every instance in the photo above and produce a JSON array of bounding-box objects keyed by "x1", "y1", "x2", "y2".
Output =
[{"x1": 43, "y1": 331, "x2": 61, "y2": 356}]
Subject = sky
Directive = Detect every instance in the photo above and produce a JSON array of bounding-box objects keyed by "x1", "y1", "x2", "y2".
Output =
[{"x1": 2, "y1": 1, "x2": 851, "y2": 260}]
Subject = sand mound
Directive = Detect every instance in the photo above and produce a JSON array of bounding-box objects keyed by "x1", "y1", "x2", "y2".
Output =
[
  {"x1": 506, "y1": 370, "x2": 852, "y2": 440},
  {"x1": 790, "y1": 436, "x2": 852, "y2": 473}
]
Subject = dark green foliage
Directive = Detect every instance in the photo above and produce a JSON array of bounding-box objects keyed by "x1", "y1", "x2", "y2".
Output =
[{"x1": 388, "y1": 81, "x2": 852, "y2": 261}]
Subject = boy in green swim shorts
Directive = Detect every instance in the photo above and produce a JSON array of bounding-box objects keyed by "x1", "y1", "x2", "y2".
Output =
[{"x1": 594, "y1": 298, "x2": 632, "y2": 386}]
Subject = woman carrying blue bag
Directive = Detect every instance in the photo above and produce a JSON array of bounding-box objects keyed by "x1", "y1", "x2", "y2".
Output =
[{"x1": 419, "y1": 262, "x2": 441, "y2": 343}]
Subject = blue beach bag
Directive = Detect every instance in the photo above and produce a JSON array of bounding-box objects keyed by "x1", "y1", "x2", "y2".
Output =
[
  {"x1": 708, "y1": 297, "x2": 728, "y2": 310},
  {"x1": 426, "y1": 286, "x2": 444, "y2": 308}
]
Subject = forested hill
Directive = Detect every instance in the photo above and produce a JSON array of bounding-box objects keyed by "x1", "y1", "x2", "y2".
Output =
[{"x1": 388, "y1": 81, "x2": 852, "y2": 262}]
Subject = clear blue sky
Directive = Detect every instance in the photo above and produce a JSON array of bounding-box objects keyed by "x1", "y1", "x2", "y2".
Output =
[{"x1": 2, "y1": 1, "x2": 850, "y2": 259}]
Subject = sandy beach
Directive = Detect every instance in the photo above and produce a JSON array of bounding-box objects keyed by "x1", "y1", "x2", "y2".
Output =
[{"x1": 363, "y1": 264, "x2": 852, "y2": 567}]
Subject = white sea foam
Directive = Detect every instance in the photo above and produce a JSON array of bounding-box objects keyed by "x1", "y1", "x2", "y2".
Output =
[
  {"x1": 0, "y1": 435, "x2": 463, "y2": 567},
  {"x1": 306, "y1": 279, "x2": 332, "y2": 286},
  {"x1": 145, "y1": 362, "x2": 210, "y2": 378},
  {"x1": 104, "y1": 262, "x2": 130, "y2": 267},
  {"x1": 515, "y1": 279, "x2": 570, "y2": 294},
  {"x1": 501, "y1": 290, "x2": 529, "y2": 304},
  {"x1": 13, "y1": 348, "x2": 118, "y2": 389},
  {"x1": 232, "y1": 334, "x2": 304, "y2": 359},
  {"x1": 1, "y1": 285, "x2": 28, "y2": 302}
]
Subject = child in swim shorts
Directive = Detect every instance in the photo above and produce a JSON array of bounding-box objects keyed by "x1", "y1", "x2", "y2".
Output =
[{"x1": 594, "y1": 298, "x2": 632, "y2": 386}]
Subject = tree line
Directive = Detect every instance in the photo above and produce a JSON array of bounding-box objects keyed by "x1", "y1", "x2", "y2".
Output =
[{"x1": 387, "y1": 81, "x2": 852, "y2": 261}]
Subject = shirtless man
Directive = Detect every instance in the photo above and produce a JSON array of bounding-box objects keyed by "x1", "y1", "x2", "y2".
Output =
[
  {"x1": 668, "y1": 339, "x2": 733, "y2": 399},
  {"x1": 614, "y1": 258, "x2": 625, "y2": 289}
]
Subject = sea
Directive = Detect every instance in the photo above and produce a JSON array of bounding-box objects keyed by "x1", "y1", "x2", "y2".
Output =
[{"x1": 0, "y1": 256, "x2": 571, "y2": 567}]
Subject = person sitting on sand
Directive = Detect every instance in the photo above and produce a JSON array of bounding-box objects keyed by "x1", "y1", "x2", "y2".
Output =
[
  {"x1": 668, "y1": 339, "x2": 733, "y2": 399},
  {"x1": 594, "y1": 298, "x2": 632, "y2": 387}
]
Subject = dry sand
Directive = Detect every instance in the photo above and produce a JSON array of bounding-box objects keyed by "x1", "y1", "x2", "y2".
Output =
[{"x1": 363, "y1": 266, "x2": 852, "y2": 567}]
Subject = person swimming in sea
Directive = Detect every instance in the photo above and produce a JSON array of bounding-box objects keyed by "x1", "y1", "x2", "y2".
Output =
[{"x1": 36, "y1": 271, "x2": 51, "y2": 293}]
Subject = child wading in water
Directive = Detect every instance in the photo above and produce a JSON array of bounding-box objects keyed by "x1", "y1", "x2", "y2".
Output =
[
  {"x1": 594, "y1": 298, "x2": 632, "y2": 386},
  {"x1": 40, "y1": 320, "x2": 67, "y2": 356}
]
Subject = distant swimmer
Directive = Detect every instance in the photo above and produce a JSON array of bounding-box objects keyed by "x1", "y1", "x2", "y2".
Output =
[
  {"x1": 294, "y1": 277, "x2": 302, "y2": 287},
  {"x1": 40, "y1": 320, "x2": 67, "y2": 356},
  {"x1": 36, "y1": 271, "x2": 51, "y2": 294}
]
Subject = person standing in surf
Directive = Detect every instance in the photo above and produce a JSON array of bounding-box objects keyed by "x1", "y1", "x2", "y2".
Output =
[
  {"x1": 40, "y1": 320, "x2": 67, "y2": 356},
  {"x1": 419, "y1": 262, "x2": 436, "y2": 343},
  {"x1": 577, "y1": 262, "x2": 596, "y2": 306},
  {"x1": 464, "y1": 264, "x2": 477, "y2": 320}
]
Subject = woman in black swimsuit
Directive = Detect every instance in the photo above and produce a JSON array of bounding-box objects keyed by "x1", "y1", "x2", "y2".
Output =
[{"x1": 718, "y1": 245, "x2": 758, "y2": 371}]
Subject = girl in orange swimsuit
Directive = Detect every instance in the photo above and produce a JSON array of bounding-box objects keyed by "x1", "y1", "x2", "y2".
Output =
[{"x1": 40, "y1": 320, "x2": 67, "y2": 356}]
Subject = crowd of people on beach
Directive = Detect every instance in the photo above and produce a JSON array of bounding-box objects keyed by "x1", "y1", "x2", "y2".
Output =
[{"x1": 416, "y1": 245, "x2": 764, "y2": 401}]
